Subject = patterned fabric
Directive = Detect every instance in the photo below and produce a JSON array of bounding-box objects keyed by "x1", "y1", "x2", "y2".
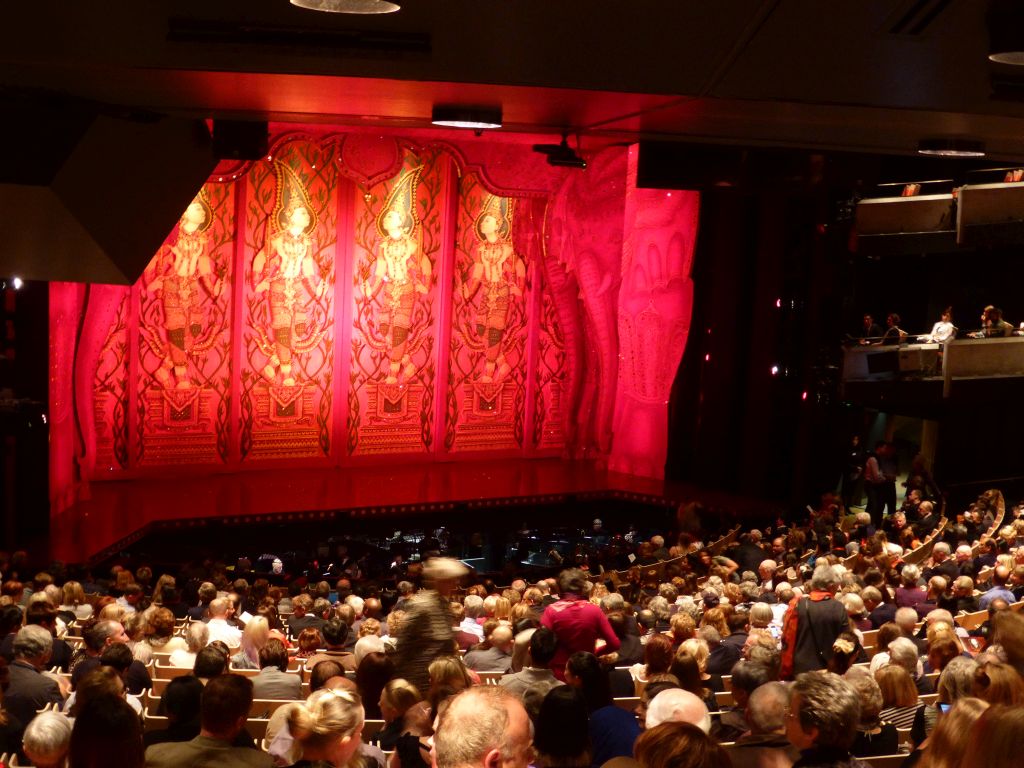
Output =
[
  {"x1": 879, "y1": 703, "x2": 923, "y2": 730},
  {"x1": 394, "y1": 590, "x2": 454, "y2": 692}
]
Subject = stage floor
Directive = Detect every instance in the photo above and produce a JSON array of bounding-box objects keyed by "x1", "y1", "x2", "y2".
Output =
[{"x1": 49, "y1": 459, "x2": 780, "y2": 564}]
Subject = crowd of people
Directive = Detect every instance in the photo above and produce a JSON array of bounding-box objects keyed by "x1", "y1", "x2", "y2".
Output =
[
  {"x1": 856, "y1": 305, "x2": 1023, "y2": 347},
  {"x1": 0, "y1": 485, "x2": 1022, "y2": 768}
]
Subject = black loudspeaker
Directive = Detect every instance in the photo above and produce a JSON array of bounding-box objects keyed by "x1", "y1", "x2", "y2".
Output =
[
  {"x1": 213, "y1": 120, "x2": 269, "y2": 160},
  {"x1": 0, "y1": 113, "x2": 217, "y2": 285}
]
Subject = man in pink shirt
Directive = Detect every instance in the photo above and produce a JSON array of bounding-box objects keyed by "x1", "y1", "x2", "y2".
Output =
[{"x1": 540, "y1": 568, "x2": 620, "y2": 680}]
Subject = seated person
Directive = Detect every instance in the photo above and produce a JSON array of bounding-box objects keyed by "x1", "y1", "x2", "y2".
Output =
[
  {"x1": 918, "y1": 307, "x2": 956, "y2": 343},
  {"x1": 251, "y1": 639, "x2": 301, "y2": 701}
]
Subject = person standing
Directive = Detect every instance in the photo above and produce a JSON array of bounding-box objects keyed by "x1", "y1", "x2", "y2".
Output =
[
  {"x1": 780, "y1": 565, "x2": 851, "y2": 680},
  {"x1": 540, "y1": 569, "x2": 619, "y2": 681},
  {"x1": 394, "y1": 557, "x2": 467, "y2": 693},
  {"x1": 841, "y1": 435, "x2": 865, "y2": 511}
]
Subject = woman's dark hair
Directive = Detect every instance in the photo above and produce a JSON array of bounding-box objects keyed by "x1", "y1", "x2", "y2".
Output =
[
  {"x1": 193, "y1": 646, "x2": 227, "y2": 678},
  {"x1": 355, "y1": 651, "x2": 394, "y2": 720},
  {"x1": 566, "y1": 651, "x2": 611, "y2": 712},
  {"x1": 634, "y1": 721, "x2": 730, "y2": 768},
  {"x1": 70, "y1": 694, "x2": 144, "y2": 768},
  {"x1": 534, "y1": 686, "x2": 591, "y2": 762},
  {"x1": 643, "y1": 633, "x2": 674, "y2": 675},
  {"x1": 0, "y1": 605, "x2": 24, "y2": 637}
]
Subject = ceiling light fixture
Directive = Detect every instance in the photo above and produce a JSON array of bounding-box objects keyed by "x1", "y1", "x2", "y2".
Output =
[
  {"x1": 917, "y1": 138, "x2": 986, "y2": 158},
  {"x1": 988, "y1": 0, "x2": 1024, "y2": 64},
  {"x1": 430, "y1": 106, "x2": 503, "y2": 130},
  {"x1": 290, "y1": 0, "x2": 400, "y2": 14}
]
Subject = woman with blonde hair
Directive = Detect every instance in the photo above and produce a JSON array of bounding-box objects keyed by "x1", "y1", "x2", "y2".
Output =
[
  {"x1": 959, "y1": 703, "x2": 1024, "y2": 768},
  {"x1": 679, "y1": 637, "x2": 721, "y2": 692},
  {"x1": 122, "y1": 612, "x2": 152, "y2": 665},
  {"x1": 357, "y1": 618, "x2": 381, "y2": 638},
  {"x1": 288, "y1": 688, "x2": 365, "y2": 768},
  {"x1": 375, "y1": 678, "x2": 423, "y2": 750},
  {"x1": 876, "y1": 664, "x2": 923, "y2": 729},
  {"x1": 492, "y1": 597, "x2": 512, "y2": 624},
  {"x1": 59, "y1": 581, "x2": 93, "y2": 621},
  {"x1": 427, "y1": 655, "x2": 473, "y2": 695},
  {"x1": 97, "y1": 602, "x2": 127, "y2": 623},
  {"x1": 971, "y1": 660, "x2": 1024, "y2": 706},
  {"x1": 231, "y1": 615, "x2": 270, "y2": 670}
]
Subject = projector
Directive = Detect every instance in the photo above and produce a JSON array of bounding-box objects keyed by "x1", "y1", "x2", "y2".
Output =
[{"x1": 533, "y1": 135, "x2": 587, "y2": 169}]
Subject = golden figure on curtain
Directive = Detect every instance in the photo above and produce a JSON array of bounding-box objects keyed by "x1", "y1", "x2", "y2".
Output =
[
  {"x1": 363, "y1": 166, "x2": 431, "y2": 385},
  {"x1": 252, "y1": 162, "x2": 326, "y2": 388},
  {"x1": 461, "y1": 195, "x2": 524, "y2": 383},
  {"x1": 143, "y1": 192, "x2": 223, "y2": 391}
]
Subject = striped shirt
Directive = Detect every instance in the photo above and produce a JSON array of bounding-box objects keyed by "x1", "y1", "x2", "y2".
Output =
[{"x1": 880, "y1": 703, "x2": 923, "y2": 730}]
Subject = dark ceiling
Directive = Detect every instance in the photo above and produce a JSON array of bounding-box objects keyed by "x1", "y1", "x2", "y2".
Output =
[{"x1": 3, "y1": 1, "x2": 1024, "y2": 157}]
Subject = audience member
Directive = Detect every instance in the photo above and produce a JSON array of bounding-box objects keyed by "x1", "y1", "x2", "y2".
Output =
[
  {"x1": 69, "y1": 694, "x2": 143, "y2": 768},
  {"x1": 541, "y1": 569, "x2": 620, "y2": 683},
  {"x1": 287, "y1": 688, "x2": 365, "y2": 768},
  {"x1": 786, "y1": 672, "x2": 870, "y2": 768},
  {"x1": 959, "y1": 702, "x2": 1024, "y2": 768},
  {"x1": 252, "y1": 639, "x2": 301, "y2": 700},
  {"x1": 533, "y1": 686, "x2": 590, "y2": 768},
  {"x1": 22, "y1": 710, "x2": 71, "y2": 768},
  {"x1": 394, "y1": 558, "x2": 468, "y2": 693},
  {"x1": 726, "y1": 681, "x2": 800, "y2": 768},
  {"x1": 6, "y1": 625, "x2": 64, "y2": 727},
  {"x1": 145, "y1": 674, "x2": 272, "y2": 768},
  {"x1": 433, "y1": 686, "x2": 534, "y2": 768}
]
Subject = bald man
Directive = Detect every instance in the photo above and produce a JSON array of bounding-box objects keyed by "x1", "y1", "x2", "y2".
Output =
[
  {"x1": 463, "y1": 625, "x2": 514, "y2": 673},
  {"x1": 433, "y1": 687, "x2": 534, "y2": 768}
]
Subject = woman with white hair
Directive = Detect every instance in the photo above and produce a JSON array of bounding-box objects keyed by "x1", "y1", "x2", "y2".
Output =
[
  {"x1": 896, "y1": 564, "x2": 927, "y2": 611},
  {"x1": 168, "y1": 621, "x2": 208, "y2": 668}
]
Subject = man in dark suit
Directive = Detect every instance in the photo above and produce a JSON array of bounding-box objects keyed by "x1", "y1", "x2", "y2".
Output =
[
  {"x1": 250, "y1": 639, "x2": 301, "y2": 701},
  {"x1": 725, "y1": 682, "x2": 802, "y2": 768},
  {"x1": 286, "y1": 594, "x2": 325, "y2": 637},
  {"x1": 729, "y1": 534, "x2": 768, "y2": 576},
  {"x1": 146, "y1": 674, "x2": 272, "y2": 768},
  {"x1": 924, "y1": 542, "x2": 959, "y2": 583},
  {"x1": 863, "y1": 587, "x2": 896, "y2": 629},
  {"x1": 913, "y1": 501, "x2": 939, "y2": 538},
  {"x1": 6, "y1": 625, "x2": 64, "y2": 727}
]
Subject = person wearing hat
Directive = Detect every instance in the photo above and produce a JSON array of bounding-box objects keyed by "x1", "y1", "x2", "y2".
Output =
[{"x1": 393, "y1": 557, "x2": 468, "y2": 693}]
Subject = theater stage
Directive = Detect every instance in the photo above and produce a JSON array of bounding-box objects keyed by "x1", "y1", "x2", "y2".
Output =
[{"x1": 48, "y1": 459, "x2": 775, "y2": 566}]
